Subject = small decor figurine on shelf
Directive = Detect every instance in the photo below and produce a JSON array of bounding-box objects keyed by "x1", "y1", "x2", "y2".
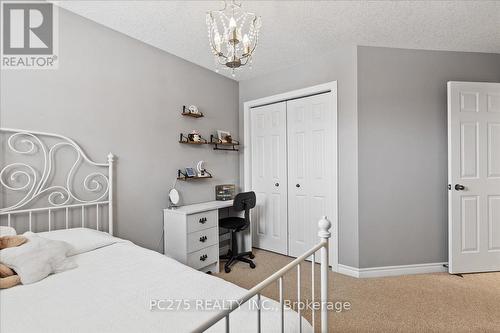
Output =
[
  {"x1": 181, "y1": 105, "x2": 204, "y2": 118},
  {"x1": 217, "y1": 130, "x2": 232, "y2": 143},
  {"x1": 196, "y1": 160, "x2": 210, "y2": 178},
  {"x1": 188, "y1": 130, "x2": 201, "y2": 143},
  {"x1": 188, "y1": 105, "x2": 200, "y2": 115}
]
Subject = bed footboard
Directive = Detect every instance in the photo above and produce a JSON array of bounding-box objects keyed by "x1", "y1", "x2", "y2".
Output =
[{"x1": 194, "y1": 217, "x2": 332, "y2": 333}]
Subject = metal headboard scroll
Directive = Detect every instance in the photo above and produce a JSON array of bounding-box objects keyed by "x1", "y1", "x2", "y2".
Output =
[{"x1": 0, "y1": 128, "x2": 115, "y2": 235}]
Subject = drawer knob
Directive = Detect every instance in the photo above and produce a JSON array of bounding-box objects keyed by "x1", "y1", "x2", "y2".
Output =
[
  {"x1": 200, "y1": 254, "x2": 208, "y2": 261},
  {"x1": 199, "y1": 236, "x2": 207, "y2": 242},
  {"x1": 199, "y1": 217, "x2": 207, "y2": 224}
]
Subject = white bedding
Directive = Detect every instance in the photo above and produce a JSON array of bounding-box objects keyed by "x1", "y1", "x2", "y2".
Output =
[{"x1": 0, "y1": 229, "x2": 311, "y2": 333}]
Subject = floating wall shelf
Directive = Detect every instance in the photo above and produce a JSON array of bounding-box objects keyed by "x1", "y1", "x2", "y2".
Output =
[
  {"x1": 178, "y1": 133, "x2": 240, "y2": 152},
  {"x1": 181, "y1": 106, "x2": 204, "y2": 118},
  {"x1": 181, "y1": 111, "x2": 204, "y2": 118},
  {"x1": 179, "y1": 133, "x2": 208, "y2": 144},
  {"x1": 177, "y1": 169, "x2": 213, "y2": 181},
  {"x1": 209, "y1": 135, "x2": 239, "y2": 152}
]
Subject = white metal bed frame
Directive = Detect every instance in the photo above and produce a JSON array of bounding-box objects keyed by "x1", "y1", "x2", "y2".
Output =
[
  {"x1": 0, "y1": 128, "x2": 331, "y2": 333},
  {"x1": 0, "y1": 128, "x2": 115, "y2": 234}
]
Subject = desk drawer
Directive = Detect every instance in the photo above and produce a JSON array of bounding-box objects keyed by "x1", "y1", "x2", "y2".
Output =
[
  {"x1": 187, "y1": 227, "x2": 218, "y2": 253},
  {"x1": 187, "y1": 244, "x2": 218, "y2": 270},
  {"x1": 187, "y1": 210, "x2": 217, "y2": 233}
]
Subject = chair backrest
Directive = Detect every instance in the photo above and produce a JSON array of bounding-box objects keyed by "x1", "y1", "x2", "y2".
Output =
[
  {"x1": 233, "y1": 191, "x2": 256, "y2": 212},
  {"x1": 233, "y1": 192, "x2": 256, "y2": 230}
]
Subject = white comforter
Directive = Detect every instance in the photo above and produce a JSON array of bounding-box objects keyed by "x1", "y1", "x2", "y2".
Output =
[{"x1": 0, "y1": 232, "x2": 310, "y2": 333}]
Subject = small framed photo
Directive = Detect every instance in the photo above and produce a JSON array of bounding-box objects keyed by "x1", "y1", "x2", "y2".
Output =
[
  {"x1": 185, "y1": 167, "x2": 196, "y2": 177},
  {"x1": 217, "y1": 130, "x2": 232, "y2": 143}
]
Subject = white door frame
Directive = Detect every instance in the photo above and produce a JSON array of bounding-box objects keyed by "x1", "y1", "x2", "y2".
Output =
[{"x1": 243, "y1": 81, "x2": 339, "y2": 272}]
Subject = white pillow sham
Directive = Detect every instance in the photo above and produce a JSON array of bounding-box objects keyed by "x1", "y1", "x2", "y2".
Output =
[
  {"x1": 0, "y1": 233, "x2": 76, "y2": 285},
  {"x1": 0, "y1": 226, "x2": 17, "y2": 236},
  {"x1": 37, "y1": 228, "x2": 121, "y2": 256}
]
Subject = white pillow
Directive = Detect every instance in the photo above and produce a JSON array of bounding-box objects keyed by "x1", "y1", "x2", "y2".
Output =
[
  {"x1": 0, "y1": 226, "x2": 17, "y2": 236},
  {"x1": 37, "y1": 228, "x2": 120, "y2": 256},
  {"x1": 0, "y1": 233, "x2": 76, "y2": 285}
]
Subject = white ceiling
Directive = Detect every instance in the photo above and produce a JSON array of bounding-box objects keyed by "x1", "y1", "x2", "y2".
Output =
[{"x1": 55, "y1": 0, "x2": 500, "y2": 81}]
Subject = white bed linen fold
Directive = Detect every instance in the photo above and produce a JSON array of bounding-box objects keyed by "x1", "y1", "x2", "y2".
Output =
[{"x1": 0, "y1": 233, "x2": 76, "y2": 284}]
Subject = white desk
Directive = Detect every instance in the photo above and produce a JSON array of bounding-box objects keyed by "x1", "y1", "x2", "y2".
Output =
[
  {"x1": 163, "y1": 200, "x2": 251, "y2": 273},
  {"x1": 166, "y1": 200, "x2": 234, "y2": 215}
]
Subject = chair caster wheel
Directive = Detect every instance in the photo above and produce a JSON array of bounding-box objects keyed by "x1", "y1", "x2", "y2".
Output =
[
  {"x1": 250, "y1": 262, "x2": 256, "y2": 269},
  {"x1": 249, "y1": 253, "x2": 255, "y2": 259},
  {"x1": 224, "y1": 266, "x2": 231, "y2": 273}
]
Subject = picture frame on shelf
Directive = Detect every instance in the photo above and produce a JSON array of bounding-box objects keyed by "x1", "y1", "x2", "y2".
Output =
[
  {"x1": 185, "y1": 167, "x2": 196, "y2": 177},
  {"x1": 217, "y1": 130, "x2": 232, "y2": 143}
]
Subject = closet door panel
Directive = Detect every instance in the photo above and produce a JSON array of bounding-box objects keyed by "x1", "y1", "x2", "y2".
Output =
[
  {"x1": 250, "y1": 102, "x2": 288, "y2": 254},
  {"x1": 287, "y1": 93, "x2": 334, "y2": 259}
]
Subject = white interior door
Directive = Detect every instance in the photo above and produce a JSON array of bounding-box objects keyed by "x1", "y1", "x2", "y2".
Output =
[
  {"x1": 448, "y1": 81, "x2": 500, "y2": 274},
  {"x1": 287, "y1": 93, "x2": 336, "y2": 262},
  {"x1": 250, "y1": 102, "x2": 288, "y2": 254}
]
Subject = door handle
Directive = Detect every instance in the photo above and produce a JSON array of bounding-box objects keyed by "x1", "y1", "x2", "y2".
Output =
[
  {"x1": 275, "y1": 183, "x2": 279, "y2": 187},
  {"x1": 296, "y1": 184, "x2": 300, "y2": 188},
  {"x1": 454, "y1": 184, "x2": 465, "y2": 191}
]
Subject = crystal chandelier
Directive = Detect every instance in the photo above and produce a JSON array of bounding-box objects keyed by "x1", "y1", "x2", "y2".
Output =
[{"x1": 206, "y1": 1, "x2": 262, "y2": 77}]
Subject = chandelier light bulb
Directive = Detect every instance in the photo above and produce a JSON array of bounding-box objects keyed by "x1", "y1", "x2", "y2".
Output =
[
  {"x1": 242, "y1": 34, "x2": 250, "y2": 54},
  {"x1": 229, "y1": 17, "x2": 237, "y2": 29},
  {"x1": 214, "y1": 33, "x2": 222, "y2": 53}
]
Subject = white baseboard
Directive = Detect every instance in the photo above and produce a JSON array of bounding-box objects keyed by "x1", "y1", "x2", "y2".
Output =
[
  {"x1": 338, "y1": 264, "x2": 361, "y2": 278},
  {"x1": 338, "y1": 262, "x2": 448, "y2": 278}
]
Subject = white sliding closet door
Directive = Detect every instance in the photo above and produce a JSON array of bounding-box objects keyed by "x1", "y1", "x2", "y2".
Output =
[
  {"x1": 287, "y1": 93, "x2": 334, "y2": 259},
  {"x1": 250, "y1": 102, "x2": 288, "y2": 254}
]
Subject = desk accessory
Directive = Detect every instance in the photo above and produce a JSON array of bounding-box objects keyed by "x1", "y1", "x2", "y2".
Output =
[
  {"x1": 215, "y1": 184, "x2": 236, "y2": 201},
  {"x1": 168, "y1": 188, "x2": 180, "y2": 208}
]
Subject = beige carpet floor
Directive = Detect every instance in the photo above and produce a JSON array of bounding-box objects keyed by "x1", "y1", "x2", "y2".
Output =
[{"x1": 215, "y1": 249, "x2": 500, "y2": 333}]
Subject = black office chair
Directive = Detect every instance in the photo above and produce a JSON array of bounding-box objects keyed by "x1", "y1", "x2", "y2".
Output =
[{"x1": 219, "y1": 191, "x2": 256, "y2": 273}]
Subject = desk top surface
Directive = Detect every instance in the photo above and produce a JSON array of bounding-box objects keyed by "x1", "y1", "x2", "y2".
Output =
[{"x1": 165, "y1": 200, "x2": 234, "y2": 215}]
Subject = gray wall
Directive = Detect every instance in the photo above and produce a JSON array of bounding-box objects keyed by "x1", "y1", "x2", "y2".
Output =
[
  {"x1": 0, "y1": 9, "x2": 239, "y2": 251},
  {"x1": 357, "y1": 46, "x2": 500, "y2": 268},
  {"x1": 239, "y1": 46, "x2": 360, "y2": 267},
  {"x1": 239, "y1": 45, "x2": 500, "y2": 269}
]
